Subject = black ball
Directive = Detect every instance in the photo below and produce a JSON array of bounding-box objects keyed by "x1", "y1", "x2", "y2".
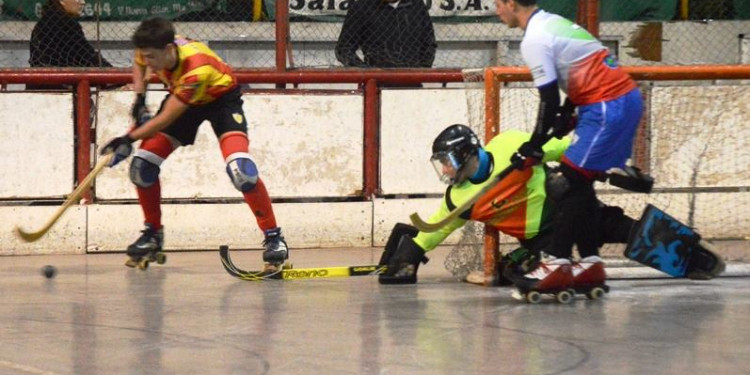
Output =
[{"x1": 42, "y1": 265, "x2": 56, "y2": 279}]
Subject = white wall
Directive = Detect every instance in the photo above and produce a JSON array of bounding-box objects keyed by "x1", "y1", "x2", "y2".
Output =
[{"x1": 2, "y1": 85, "x2": 750, "y2": 255}]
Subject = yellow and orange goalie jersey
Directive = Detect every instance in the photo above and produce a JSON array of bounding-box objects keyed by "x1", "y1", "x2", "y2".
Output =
[
  {"x1": 135, "y1": 36, "x2": 237, "y2": 106},
  {"x1": 414, "y1": 131, "x2": 570, "y2": 252}
]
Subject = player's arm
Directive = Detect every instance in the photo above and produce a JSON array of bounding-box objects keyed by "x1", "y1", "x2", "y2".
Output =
[
  {"x1": 533, "y1": 81, "x2": 562, "y2": 146},
  {"x1": 132, "y1": 63, "x2": 148, "y2": 95},
  {"x1": 413, "y1": 197, "x2": 468, "y2": 251},
  {"x1": 130, "y1": 55, "x2": 150, "y2": 124},
  {"x1": 128, "y1": 95, "x2": 189, "y2": 140},
  {"x1": 510, "y1": 42, "x2": 560, "y2": 167}
]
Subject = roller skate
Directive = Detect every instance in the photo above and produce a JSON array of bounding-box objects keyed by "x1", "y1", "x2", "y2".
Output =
[
  {"x1": 261, "y1": 228, "x2": 289, "y2": 275},
  {"x1": 507, "y1": 257, "x2": 574, "y2": 304},
  {"x1": 571, "y1": 256, "x2": 609, "y2": 300},
  {"x1": 124, "y1": 224, "x2": 166, "y2": 270}
]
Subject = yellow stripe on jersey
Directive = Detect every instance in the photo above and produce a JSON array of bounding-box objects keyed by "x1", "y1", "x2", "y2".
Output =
[{"x1": 134, "y1": 36, "x2": 236, "y2": 105}]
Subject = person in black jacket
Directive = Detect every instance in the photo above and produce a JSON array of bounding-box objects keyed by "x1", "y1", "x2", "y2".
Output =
[
  {"x1": 335, "y1": 0, "x2": 436, "y2": 70},
  {"x1": 29, "y1": 0, "x2": 111, "y2": 69}
]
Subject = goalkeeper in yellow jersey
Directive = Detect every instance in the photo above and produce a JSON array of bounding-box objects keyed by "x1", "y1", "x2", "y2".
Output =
[{"x1": 378, "y1": 124, "x2": 637, "y2": 292}]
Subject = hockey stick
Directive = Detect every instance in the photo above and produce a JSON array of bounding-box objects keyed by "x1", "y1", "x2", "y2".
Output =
[
  {"x1": 15, "y1": 153, "x2": 114, "y2": 242},
  {"x1": 410, "y1": 158, "x2": 523, "y2": 233},
  {"x1": 219, "y1": 245, "x2": 386, "y2": 281}
]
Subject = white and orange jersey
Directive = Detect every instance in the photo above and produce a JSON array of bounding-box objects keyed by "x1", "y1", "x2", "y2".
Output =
[{"x1": 521, "y1": 10, "x2": 635, "y2": 105}]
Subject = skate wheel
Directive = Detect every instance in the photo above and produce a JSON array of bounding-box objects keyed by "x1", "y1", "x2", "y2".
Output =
[
  {"x1": 138, "y1": 259, "x2": 150, "y2": 270},
  {"x1": 526, "y1": 291, "x2": 542, "y2": 304},
  {"x1": 155, "y1": 253, "x2": 167, "y2": 265},
  {"x1": 587, "y1": 287, "x2": 606, "y2": 300},
  {"x1": 125, "y1": 259, "x2": 138, "y2": 268},
  {"x1": 556, "y1": 290, "x2": 573, "y2": 304}
]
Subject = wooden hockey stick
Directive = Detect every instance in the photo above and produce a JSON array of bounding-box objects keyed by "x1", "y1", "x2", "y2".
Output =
[
  {"x1": 15, "y1": 153, "x2": 114, "y2": 242},
  {"x1": 219, "y1": 245, "x2": 386, "y2": 281},
  {"x1": 410, "y1": 158, "x2": 523, "y2": 233}
]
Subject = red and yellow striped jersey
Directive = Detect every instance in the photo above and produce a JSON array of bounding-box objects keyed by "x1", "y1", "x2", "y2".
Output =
[{"x1": 135, "y1": 36, "x2": 237, "y2": 105}]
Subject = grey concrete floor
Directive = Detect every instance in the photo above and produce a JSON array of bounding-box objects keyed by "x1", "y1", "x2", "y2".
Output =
[{"x1": 1, "y1": 248, "x2": 749, "y2": 375}]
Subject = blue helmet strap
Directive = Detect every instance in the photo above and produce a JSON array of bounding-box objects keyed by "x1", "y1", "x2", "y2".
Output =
[{"x1": 469, "y1": 148, "x2": 490, "y2": 184}]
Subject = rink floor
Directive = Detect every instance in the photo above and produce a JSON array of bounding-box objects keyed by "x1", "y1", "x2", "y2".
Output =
[{"x1": 1, "y1": 248, "x2": 749, "y2": 375}]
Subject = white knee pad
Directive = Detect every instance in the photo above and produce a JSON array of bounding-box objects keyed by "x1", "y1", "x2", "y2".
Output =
[{"x1": 225, "y1": 153, "x2": 259, "y2": 192}]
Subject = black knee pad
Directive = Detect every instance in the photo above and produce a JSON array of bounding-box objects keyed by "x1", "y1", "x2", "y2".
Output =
[{"x1": 379, "y1": 223, "x2": 419, "y2": 266}]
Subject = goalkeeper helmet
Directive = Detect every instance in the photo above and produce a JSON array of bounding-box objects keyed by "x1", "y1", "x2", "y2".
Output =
[{"x1": 431, "y1": 124, "x2": 481, "y2": 185}]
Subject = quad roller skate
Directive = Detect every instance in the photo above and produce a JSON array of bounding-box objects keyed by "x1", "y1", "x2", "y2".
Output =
[
  {"x1": 571, "y1": 256, "x2": 609, "y2": 300},
  {"x1": 508, "y1": 257, "x2": 575, "y2": 304},
  {"x1": 125, "y1": 224, "x2": 166, "y2": 270},
  {"x1": 261, "y1": 228, "x2": 289, "y2": 275}
]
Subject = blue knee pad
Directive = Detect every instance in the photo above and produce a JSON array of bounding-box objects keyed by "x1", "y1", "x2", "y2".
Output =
[
  {"x1": 129, "y1": 156, "x2": 161, "y2": 188},
  {"x1": 226, "y1": 154, "x2": 259, "y2": 192}
]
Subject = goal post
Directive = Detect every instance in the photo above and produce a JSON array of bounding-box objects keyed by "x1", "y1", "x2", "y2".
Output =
[{"x1": 467, "y1": 65, "x2": 750, "y2": 286}]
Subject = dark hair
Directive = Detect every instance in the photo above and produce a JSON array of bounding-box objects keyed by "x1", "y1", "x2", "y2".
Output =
[{"x1": 132, "y1": 17, "x2": 175, "y2": 49}]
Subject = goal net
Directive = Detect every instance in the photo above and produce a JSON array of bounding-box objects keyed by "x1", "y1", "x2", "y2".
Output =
[{"x1": 450, "y1": 65, "x2": 750, "y2": 284}]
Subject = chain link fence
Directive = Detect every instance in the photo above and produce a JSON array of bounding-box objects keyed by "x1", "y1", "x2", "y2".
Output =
[{"x1": 0, "y1": 0, "x2": 748, "y2": 70}]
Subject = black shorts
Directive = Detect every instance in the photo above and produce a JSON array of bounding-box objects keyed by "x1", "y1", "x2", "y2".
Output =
[{"x1": 157, "y1": 86, "x2": 247, "y2": 146}]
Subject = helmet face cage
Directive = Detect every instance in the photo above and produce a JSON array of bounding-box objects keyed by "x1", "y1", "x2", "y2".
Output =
[
  {"x1": 431, "y1": 151, "x2": 463, "y2": 185},
  {"x1": 430, "y1": 125, "x2": 480, "y2": 185}
]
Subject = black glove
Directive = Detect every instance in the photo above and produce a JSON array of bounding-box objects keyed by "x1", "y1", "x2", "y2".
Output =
[
  {"x1": 131, "y1": 93, "x2": 150, "y2": 127},
  {"x1": 552, "y1": 100, "x2": 577, "y2": 139},
  {"x1": 100, "y1": 135, "x2": 135, "y2": 167},
  {"x1": 510, "y1": 141, "x2": 544, "y2": 170}
]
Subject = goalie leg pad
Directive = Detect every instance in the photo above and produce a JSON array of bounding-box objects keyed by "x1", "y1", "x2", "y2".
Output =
[
  {"x1": 624, "y1": 204, "x2": 702, "y2": 277},
  {"x1": 129, "y1": 156, "x2": 161, "y2": 188},
  {"x1": 379, "y1": 223, "x2": 419, "y2": 266},
  {"x1": 686, "y1": 241, "x2": 726, "y2": 280},
  {"x1": 378, "y1": 235, "x2": 429, "y2": 285},
  {"x1": 225, "y1": 153, "x2": 259, "y2": 192}
]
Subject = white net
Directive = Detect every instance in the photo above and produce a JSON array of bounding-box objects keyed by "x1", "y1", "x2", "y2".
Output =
[{"x1": 451, "y1": 67, "x2": 750, "y2": 280}]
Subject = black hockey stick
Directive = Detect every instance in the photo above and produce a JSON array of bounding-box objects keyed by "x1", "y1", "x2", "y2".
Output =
[
  {"x1": 410, "y1": 158, "x2": 523, "y2": 233},
  {"x1": 219, "y1": 245, "x2": 386, "y2": 281}
]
